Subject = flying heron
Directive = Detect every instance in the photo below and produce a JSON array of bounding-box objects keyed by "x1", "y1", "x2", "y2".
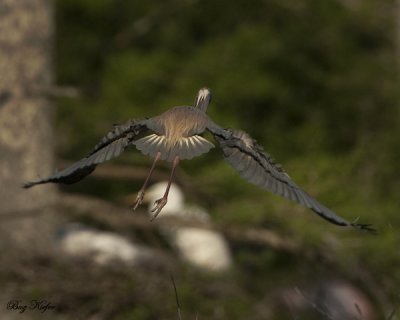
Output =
[{"x1": 24, "y1": 88, "x2": 372, "y2": 230}]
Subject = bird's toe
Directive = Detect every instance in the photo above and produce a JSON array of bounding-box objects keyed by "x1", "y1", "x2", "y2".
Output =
[
  {"x1": 132, "y1": 190, "x2": 145, "y2": 211},
  {"x1": 150, "y1": 197, "x2": 168, "y2": 221}
]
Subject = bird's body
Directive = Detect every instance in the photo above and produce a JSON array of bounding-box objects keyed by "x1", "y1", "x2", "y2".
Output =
[
  {"x1": 135, "y1": 106, "x2": 215, "y2": 161},
  {"x1": 24, "y1": 88, "x2": 373, "y2": 231},
  {"x1": 150, "y1": 106, "x2": 211, "y2": 139}
]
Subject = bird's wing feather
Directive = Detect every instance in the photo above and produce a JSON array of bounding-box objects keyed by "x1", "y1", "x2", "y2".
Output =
[
  {"x1": 23, "y1": 118, "x2": 149, "y2": 188},
  {"x1": 207, "y1": 125, "x2": 373, "y2": 231}
]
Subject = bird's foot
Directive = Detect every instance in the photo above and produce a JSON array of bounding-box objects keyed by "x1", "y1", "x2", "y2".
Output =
[
  {"x1": 132, "y1": 189, "x2": 145, "y2": 211},
  {"x1": 150, "y1": 197, "x2": 168, "y2": 221}
]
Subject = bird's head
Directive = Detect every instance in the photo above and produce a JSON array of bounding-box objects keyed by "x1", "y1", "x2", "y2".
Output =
[{"x1": 194, "y1": 87, "x2": 212, "y2": 112}]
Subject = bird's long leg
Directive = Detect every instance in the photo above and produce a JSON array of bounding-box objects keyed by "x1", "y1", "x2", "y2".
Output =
[
  {"x1": 150, "y1": 155, "x2": 180, "y2": 221},
  {"x1": 133, "y1": 151, "x2": 161, "y2": 210}
]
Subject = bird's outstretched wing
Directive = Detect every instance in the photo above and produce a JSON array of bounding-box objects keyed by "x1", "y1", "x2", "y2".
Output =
[
  {"x1": 207, "y1": 125, "x2": 373, "y2": 231},
  {"x1": 23, "y1": 118, "x2": 149, "y2": 188}
]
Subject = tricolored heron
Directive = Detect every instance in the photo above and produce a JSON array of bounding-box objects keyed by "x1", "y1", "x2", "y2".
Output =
[{"x1": 24, "y1": 88, "x2": 372, "y2": 230}]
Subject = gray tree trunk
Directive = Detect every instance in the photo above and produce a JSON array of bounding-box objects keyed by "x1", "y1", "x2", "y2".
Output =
[{"x1": 0, "y1": 0, "x2": 58, "y2": 244}]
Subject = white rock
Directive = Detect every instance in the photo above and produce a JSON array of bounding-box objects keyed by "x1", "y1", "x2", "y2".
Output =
[{"x1": 59, "y1": 224, "x2": 157, "y2": 266}]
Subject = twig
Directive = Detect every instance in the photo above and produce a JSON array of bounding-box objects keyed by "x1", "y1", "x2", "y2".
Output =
[
  {"x1": 28, "y1": 85, "x2": 81, "y2": 98},
  {"x1": 170, "y1": 273, "x2": 182, "y2": 320},
  {"x1": 387, "y1": 307, "x2": 397, "y2": 320},
  {"x1": 294, "y1": 287, "x2": 334, "y2": 320},
  {"x1": 58, "y1": 160, "x2": 173, "y2": 182},
  {"x1": 113, "y1": 0, "x2": 199, "y2": 48}
]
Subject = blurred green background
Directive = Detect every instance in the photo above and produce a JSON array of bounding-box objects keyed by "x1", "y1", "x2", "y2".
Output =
[{"x1": 22, "y1": 0, "x2": 400, "y2": 318}]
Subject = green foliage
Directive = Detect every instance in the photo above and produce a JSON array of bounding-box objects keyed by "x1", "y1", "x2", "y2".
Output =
[{"x1": 54, "y1": 0, "x2": 400, "y2": 318}]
